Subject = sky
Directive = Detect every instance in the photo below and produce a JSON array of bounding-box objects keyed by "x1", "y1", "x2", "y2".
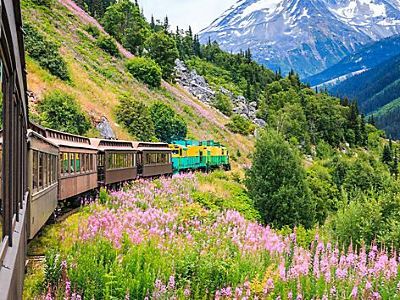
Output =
[{"x1": 139, "y1": 0, "x2": 237, "y2": 33}]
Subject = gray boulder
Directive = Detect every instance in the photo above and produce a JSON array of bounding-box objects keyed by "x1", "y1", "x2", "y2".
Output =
[{"x1": 96, "y1": 116, "x2": 116, "y2": 140}]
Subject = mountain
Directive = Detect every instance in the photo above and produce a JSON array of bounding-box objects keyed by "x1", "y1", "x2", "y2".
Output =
[
  {"x1": 305, "y1": 34, "x2": 400, "y2": 87},
  {"x1": 199, "y1": 0, "x2": 400, "y2": 78},
  {"x1": 331, "y1": 53, "x2": 400, "y2": 138}
]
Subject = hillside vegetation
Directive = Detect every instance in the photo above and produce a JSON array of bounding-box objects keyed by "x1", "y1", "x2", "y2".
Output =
[{"x1": 21, "y1": 0, "x2": 254, "y2": 167}]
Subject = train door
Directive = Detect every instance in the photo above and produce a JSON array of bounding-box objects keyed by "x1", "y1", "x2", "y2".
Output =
[
  {"x1": 97, "y1": 152, "x2": 105, "y2": 185},
  {"x1": 199, "y1": 150, "x2": 203, "y2": 166},
  {"x1": 137, "y1": 152, "x2": 143, "y2": 176}
]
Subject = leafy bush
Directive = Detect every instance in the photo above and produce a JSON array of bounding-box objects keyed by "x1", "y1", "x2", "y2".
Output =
[
  {"x1": 212, "y1": 92, "x2": 233, "y2": 116},
  {"x1": 115, "y1": 96, "x2": 155, "y2": 141},
  {"x1": 84, "y1": 24, "x2": 101, "y2": 38},
  {"x1": 96, "y1": 35, "x2": 120, "y2": 57},
  {"x1": 37, "y1": 90, "x2": 91, "y2": 135},
  {"x1": 226, "y1": 114, "x2": 255, "y2": 135},
  {"x1": 246, "y1": 129, "x2": 315, "y2": 229},
  {"x1": 32, "y1": 0, "x2": 54, "y2": 6},
  {"x1": 125, "y1": 57, "x2": 162, "y2": 88},
  {"x1": 24, "y1": 24, "x2": 70, "y2": 81},
  {"x1": 149, "y1": 102, "x2": 187, "y2": 143},
  {"x1": 145, "y1": 31, "x2": 179, "y2": 81},
  {"x1": 101, "y1": 0, "x2": 150, "y2": 55}
]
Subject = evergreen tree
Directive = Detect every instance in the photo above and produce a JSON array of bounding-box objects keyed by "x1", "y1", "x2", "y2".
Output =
[
  {"x1": 382, "y1": 144, "x2": 393, "y2": 165},
  {"x1": 149, "y1": 102, "x2": 187, "y2": 142},
  {"x1": 393, "y1": 149, "x2": 399, "y2": 180},
  {"x1": 163, "y1": 15, "x2": 169, "y2": 32},
  {"x1": 116, "y1": 96, "x2": 155, "y2": 141},
  {"x1": 101, "y1": 0, "x2": 150, "y2": 55},
  {"x1": 150, "y1": 15, "x2": 155, "y2": 30},
  {"x1": 145, "y1": 31, "x2": 179, "y2": 80},
  {"x1": 245, "y1": 129, "x2": 315, "y2": 229},
  {"x1": 360, "y1": 114, "x2": 367, "y2": 146}
]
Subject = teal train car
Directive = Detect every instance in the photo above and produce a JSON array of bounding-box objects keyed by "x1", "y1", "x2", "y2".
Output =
[{"x1": 169, "y1": 140, "x2": 230, "y2": 173}]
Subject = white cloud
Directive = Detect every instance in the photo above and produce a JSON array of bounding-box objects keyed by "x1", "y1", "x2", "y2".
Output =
[{"x1": 139, "y1": 0, "x2": 236, "y2": 33}]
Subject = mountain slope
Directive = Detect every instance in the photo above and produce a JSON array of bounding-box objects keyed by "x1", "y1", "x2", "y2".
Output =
[
  {"x1": 199, "y1": 0, "x2": 400, "y2": 78},
  {"x1": 22, "y1": 0, "x2": 254, "y2": 167},
  {"x1": 330, "y1": 53, "x2": 400, "y2": 138},
  {"x1": 306, "y1": 34, "x2": 400, "y2": 87}
]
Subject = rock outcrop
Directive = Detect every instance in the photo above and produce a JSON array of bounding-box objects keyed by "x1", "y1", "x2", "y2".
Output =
[
  {"x1": 175, "y1": 59, "x2": 265, "y2": 127},
  {"x1": 96, "y1": 116, "x2": 116, "y2": 140}
]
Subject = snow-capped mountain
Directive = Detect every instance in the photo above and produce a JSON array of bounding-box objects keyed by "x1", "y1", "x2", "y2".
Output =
[{"x1": 199, "y1": 0, "x2": 400, "y2": 77}]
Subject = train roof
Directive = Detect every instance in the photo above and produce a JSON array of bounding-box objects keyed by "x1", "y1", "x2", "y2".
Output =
[
  {"x1": 89, "y1": 138, "x2": 137, "y2": 151},
  {"x1": 27, "y1": 129, "x2": 59, "y2": 148},
  {"x1": 43, "y1": 128, "x2": 97, "y2": 150},
  {"x1": 132, "y1": 141, "x2": 171, "y2": 152}
]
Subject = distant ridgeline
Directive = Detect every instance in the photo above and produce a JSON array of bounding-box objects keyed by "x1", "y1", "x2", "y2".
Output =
[{"x1": 331, "y1": 54, "x2": 400, "y2": 140}]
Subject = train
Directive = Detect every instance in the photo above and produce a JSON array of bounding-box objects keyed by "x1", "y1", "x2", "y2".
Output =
[{"x1": 2, "y1": 123, "x2": 230, "y2": 240}]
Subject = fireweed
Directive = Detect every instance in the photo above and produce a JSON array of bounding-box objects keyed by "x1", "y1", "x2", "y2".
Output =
[{"x1": 37, "y1": 174, "x2": 400, "y2": 299}]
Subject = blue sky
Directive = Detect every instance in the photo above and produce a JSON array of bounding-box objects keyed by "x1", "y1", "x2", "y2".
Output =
[{"x1": 139, "y1": 0, "x2": 236, "y2": 33}]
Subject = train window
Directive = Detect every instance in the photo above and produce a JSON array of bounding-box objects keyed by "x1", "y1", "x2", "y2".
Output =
[
  {"x1": 43, "y1": 153, "x2": 47, "y2": 187},
  {"x1": 63, "y1": 153, "x2": 69, "y2": 175},
  {"x1": 38, "y1": 152, "x2": 44, "y2": 189},
  {"x1": 52, "y1": 155, "x2": 56, "y2": 183},
  {"x1": 89, "y1": 154, "x2": 93, "y2": 171},
  {"x1": 76, "y1": 153, "x2": 81, "y2": 173},
  {"x1": 98, "y1": 153, "x2": 104, "y2": 168},
  {"x1": 32, "y1": 150, "x2": 38, "y2": 191},
  {"x1": 69, "y1": 153, "x2": 75, "y2": 174}
]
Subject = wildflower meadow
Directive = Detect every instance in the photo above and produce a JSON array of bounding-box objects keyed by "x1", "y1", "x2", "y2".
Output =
[{"x1": 28, "y1": 174, "x2": 400, "y2": 300}]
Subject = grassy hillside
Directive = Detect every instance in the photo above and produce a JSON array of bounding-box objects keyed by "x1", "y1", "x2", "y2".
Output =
[{"x1": 21, "y1": 0, "x2": 254, "y2": 167}]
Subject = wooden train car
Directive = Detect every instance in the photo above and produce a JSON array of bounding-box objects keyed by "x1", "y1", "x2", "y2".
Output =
[
  {"x1": 90, "y1": 138, "x2": 138, "y2": 186},
  {"x1": 133, "y1": 142, "x2": 173, "y2": 177},
  {"x1": 27, "y1": 130, "x2": 59, "y2": 239},
  {"x1": 44, "y1": 129, "x2": 98, "y2": 200}
]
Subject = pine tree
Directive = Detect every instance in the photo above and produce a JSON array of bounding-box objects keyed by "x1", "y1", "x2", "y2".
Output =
[
  {"x1": 368, "y1": 114, "x2": 376, "y2": 126},
  {"x1": 382, "y1": 144, "x2": 393, "y2": 165},
  {"x1": 188, "y1": 26, "x2": 193, "y2": 39},
  {"x1": 392, "y1": 149, "x2": 399, "y2": 180},
  {"x1": 164, "y1": 15, "x2": 169, "y2": 32},
  {"x1": 361, "y1": 114, "x2": 368, "y2": 146},
  {"x1": 342, "y1": 97, "x2": 350, "y2": 107}
]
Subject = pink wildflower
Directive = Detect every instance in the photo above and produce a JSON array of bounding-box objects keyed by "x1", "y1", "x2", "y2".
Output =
[{"x1": 351, "y1": 285, "x2": 358, "y2": 299}]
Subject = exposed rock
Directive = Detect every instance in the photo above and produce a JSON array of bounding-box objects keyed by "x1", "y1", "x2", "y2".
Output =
[
  {"x1": 96, "y1": 116, "x2": 116, "y2": 140},
  {"x1": 175, "y1": 59, "x2": 266, "y2": 127},
  {"x1": 254, "y1": 118, "x2": 267, "y2": 127}
]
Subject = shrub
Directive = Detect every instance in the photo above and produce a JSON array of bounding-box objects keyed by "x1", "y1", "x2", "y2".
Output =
[
  {"x1": 115, "y1": 96, "x2": 155, "y2": 141},
  {"x1": 37, "y1": 90, "x2": 91, "y2": 135},
  {"x1": 149, "y1": 102, "x2": 187, "y2": 143},
  {"x1": 125, "y1": 57, "x2": 162, "y2": 88},
  {"x1": 226, "y1": 114, "x2": 255, "y2": 135},
  {"x1": 24, "y1": 24, "x2": 70, "y2": 81},
  {"x1": 32, "y1": 0, "x2": 54, "y2": 6},
  {"x1": 212, "y1": 92, "x2": 233, "y2": 116},
  {"x1": 96, "y1": 35, "x2": 120, "y2": 57},
  {"x1": 145, "y1": 31, "x2": 179, "y2": 81},
  {"x1": 84, "y1": 24, "x2": 101, "y2": 38},
  {"x1": 245, "y1": 129, "x2": 315, "y2": 229}
]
